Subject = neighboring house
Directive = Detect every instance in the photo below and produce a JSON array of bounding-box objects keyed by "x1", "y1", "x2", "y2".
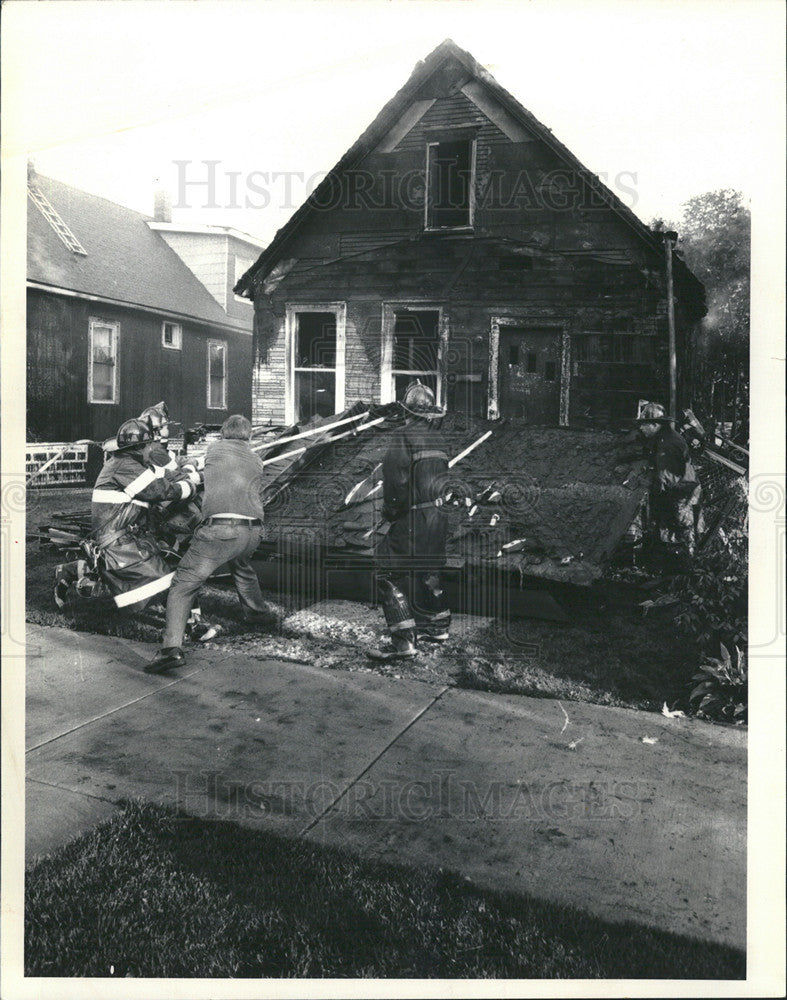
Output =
[
  {"x1": 236, "y1": 39, "x2": 705, "y2": 428},
  {"x1": 26, "y1": 170, "x2": 262, "y2": 442}
]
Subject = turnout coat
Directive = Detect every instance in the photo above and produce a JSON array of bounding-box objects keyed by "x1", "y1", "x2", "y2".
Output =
[
  {"x1": 648, "y1": 425, "x2": 701, "y2": 553},
  {"x1": 91, "y1": 451, "x2": 196, "y2": 610},
  {"x1": 377, "y1": 418, "x2": 449, "y2": 572}
]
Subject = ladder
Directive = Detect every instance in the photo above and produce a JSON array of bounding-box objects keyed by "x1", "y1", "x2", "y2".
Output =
[{"x1": 28, "y1": 184, "x2": 88, "y2": 255}]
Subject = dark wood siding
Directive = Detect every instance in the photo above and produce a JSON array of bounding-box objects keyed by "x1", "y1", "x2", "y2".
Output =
[
  {"x1": 27, "y1": 289, "x2": 252, "y2": 441},
  {"x1": 250, "y1": 75, "x2": 701, "y2": 427}
]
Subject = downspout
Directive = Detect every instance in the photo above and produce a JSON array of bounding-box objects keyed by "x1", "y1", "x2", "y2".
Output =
[{"x1": 663, "y1": 231, "x2": 678, "y2": 418}]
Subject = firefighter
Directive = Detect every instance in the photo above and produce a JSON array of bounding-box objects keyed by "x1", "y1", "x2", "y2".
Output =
[
  {"x1": 636, "y1": 401, "x2": 702, "y2": 569},
  {"x1": 138, "y1": 400, "x2": 219, "y2": 640},
  {"x1": 146, "y1": 414, "x2": 273, "y2": 674},
  {"x1": 139, "y1": 401, "x2": 180, "y2": 473},
  {"x1": 87, "y1": 417, "x2": 200, "y2": 612},
  {"x1": 138, "y1": 400, "x2": 204, "y2": 542},
  {"x1": 369, "y1": 380, "x2": 451, "y2": 661}
]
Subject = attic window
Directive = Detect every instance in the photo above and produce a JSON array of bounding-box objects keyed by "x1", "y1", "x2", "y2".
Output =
[{"x1": 425, "y1": 138, "x2": 474, "y2": 230}]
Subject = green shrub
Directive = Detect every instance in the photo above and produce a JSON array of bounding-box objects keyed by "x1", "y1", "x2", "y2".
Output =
[{"x1": 688, "y1": 643, "x2": 747, "y2": 723}]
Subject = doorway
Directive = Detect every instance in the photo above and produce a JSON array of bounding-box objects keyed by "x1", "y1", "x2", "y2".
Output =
[{"x1": 498, "y1": 327, "x2": 561, "y2": 423}]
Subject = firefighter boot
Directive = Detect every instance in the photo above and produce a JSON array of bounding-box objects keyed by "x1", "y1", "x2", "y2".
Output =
[
  {"x1": 368, "y1": 578, "x2": 418, "y2": 661},
  {"x1": 414, "y1": 572, "x2": 451, "y2": 642}
]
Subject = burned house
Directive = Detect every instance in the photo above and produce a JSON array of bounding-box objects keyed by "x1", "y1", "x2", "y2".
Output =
[
  {"x1": 236, "y1": 39, "x2": 704, "y2": 428},
  {"x1": 227, "y1": 40, "x2": 709, "y2": 591},
  {"x1": 26, "y1": 171, "x2": 261, "y2": 443}
]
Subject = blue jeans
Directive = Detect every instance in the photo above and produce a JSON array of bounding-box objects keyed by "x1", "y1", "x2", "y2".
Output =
[{"x1": 162, "y1": 523, "x2": 265, "y2": 648}]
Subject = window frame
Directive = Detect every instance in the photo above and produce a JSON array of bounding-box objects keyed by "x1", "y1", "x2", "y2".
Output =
[
  {"x1": 381, "y1": 304, "x2": 447, "y2": 408},
  {"x1": 87, "y1": 317, "x2": 120, "y2": 405},
  {"x1": 284, "y1": 303, "x2": 346, "y2": 425},
  {"x1": 424, "y1": 136, "x2": 477, "y2": 232},
  {"x1": 161, "y1": 321, "x2": 182, "y2": 350},
  {"x1": 206, "y1": 339, "x2": 228, "y2": 411}
]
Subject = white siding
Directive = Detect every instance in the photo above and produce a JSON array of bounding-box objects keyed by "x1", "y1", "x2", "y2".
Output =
[{"x1": 157, "y1": 232, "x2": 229, "y2": 309}]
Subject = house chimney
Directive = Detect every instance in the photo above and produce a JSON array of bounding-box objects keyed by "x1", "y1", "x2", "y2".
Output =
[{"x1": 153, "y1": 186, "x2": 172, "y2": 223}]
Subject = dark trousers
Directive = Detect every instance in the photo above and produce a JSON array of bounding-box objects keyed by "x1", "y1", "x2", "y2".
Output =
[
  {"x1": 376, "y1": 509, "x2": 450, "y2": 641},
  {"x1": 162, "y1": 523, "x2": 265, "y2": 648}
]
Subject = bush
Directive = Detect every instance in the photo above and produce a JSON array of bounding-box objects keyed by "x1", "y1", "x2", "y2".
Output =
[
  {"x1": 668, "y1": 523, "x2": 748, "y2": 651},
  {"x1": 689, "y1": 643, "x2": 747, "y2": 723}
]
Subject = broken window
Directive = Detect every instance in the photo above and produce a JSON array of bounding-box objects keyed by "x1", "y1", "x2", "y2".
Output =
[
  {"x1": 207, "y1": 340, "x2": 227, "y2": 409},
  {"x1": 391, "y1": 309, "x2": 440, "y2": 402},
  {"x1": 88, "y1": 319, "x2": 119, "y2": 403},
  {"x1": 426, "y1": 139, "x2": 474, "y2": 229},
  {"x1": 293, "y1": 311, "x2": 339, "y2": 421},
  {"x1": 544, "y1": 361, "x2": 557, "y2": 382},
  {"x1": 509, "y1": 344, "x2": 519, "y2": 366},
  {"x1": 526, "y1": 352, "x2": 538, "y2": 373}
]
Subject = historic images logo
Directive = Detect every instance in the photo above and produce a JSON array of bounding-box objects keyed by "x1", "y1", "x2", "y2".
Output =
[
  {"x1": 173, "y1": 769, "x2": 642, "y2": 825},
  {"x1": 173, "y1": 160, "x2": 639, "y2": 214}
]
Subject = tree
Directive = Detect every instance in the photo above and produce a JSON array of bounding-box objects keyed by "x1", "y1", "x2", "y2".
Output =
[{"x1": 653, "y1": 190, "x2": 751, "y2": 442}]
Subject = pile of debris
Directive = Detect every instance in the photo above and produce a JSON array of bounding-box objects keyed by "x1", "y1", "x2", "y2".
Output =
[
  {"x1": 258, "y1": 404, "x2": 651, "y2": 586},
  {"x1": 35, "y1": 403, "x2": 652, "y2": 592}
]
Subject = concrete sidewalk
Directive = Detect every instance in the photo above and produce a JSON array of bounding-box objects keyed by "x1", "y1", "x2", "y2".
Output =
[{"x1": 25, "y1": 623, "x2": 746, "y2": 949}]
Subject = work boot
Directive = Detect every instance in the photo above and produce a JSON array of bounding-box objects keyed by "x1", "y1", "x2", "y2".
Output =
[{"x1": 145, "y1": 647, "x2": 185, "y2": 674}]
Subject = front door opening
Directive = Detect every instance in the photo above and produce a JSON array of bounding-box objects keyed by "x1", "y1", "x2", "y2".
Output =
[
  {"x1": 499, "y1": 327, "x2": 561, "y2": 423},
  {"x1": 293, "y1": 311, "x2": 337, "y2": 422},
  {"x1": 391, "y1": 309, "x2": 440, "y2": 402}
]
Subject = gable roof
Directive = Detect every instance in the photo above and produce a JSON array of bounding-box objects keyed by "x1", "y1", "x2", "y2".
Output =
[
  {"x1": 27, "y1": 174, "x2": 248, "y2": 332},
  {"x1": 235, "y1": 39, "x2": 704, "y2": 311}
]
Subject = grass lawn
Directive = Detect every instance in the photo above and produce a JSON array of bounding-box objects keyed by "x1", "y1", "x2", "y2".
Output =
[{"x1": 25, "y1": 801, "x2": 744, "y2": 979}]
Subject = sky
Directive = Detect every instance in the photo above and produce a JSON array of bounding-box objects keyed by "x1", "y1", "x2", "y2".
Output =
[{"x1": 2, "y1": 0, "x2": 782, "y2": 245}]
